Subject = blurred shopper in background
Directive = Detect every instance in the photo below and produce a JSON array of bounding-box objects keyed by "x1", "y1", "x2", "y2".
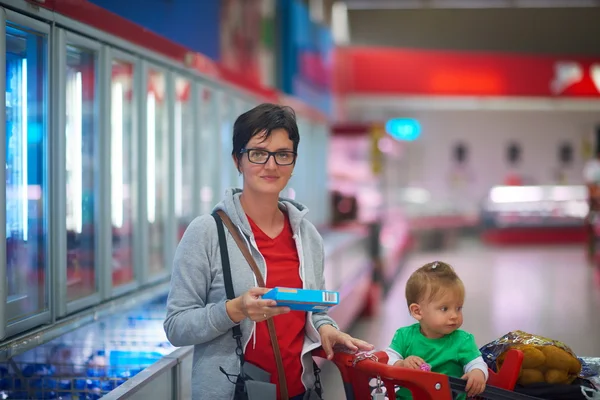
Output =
[{"x1": 583, "y1": 150, "x2": 600, "y2": 262}]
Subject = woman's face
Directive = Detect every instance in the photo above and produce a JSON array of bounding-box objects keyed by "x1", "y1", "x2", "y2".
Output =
[{"x1": 236, "y1": 128, "x2": 296, "y2": 196}]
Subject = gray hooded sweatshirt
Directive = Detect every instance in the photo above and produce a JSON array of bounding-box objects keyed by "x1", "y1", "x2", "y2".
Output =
[{"x1": 164, "y1": 188, "x2": 338, "y2": 399}]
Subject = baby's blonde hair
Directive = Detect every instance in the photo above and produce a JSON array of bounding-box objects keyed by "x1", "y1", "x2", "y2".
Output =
[{"x1": 405, "y1": 261, "x2": 465, "y2": 307}]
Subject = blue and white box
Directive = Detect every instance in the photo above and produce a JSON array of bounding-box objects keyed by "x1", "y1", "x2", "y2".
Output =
[{"x1": 262, "y1": 287, "x2": 339, "y2": 312}]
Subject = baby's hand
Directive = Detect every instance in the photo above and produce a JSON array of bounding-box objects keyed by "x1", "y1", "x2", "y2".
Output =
[
  {"x1": 395, "y1": 356, "x2": 426, "y2": 369},
  {"x1": 461, "y1": 369, "x2": 486, "y2": 398}
]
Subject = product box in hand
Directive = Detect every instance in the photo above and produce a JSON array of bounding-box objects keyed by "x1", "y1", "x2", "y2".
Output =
[{"x1": 262, "y1": 287, "x2": 339, "y2": 312}]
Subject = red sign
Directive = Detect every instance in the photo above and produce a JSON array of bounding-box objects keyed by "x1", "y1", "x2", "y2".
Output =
[{"x1": 335, "y1": 47, "x2": 600, "y2": 98}]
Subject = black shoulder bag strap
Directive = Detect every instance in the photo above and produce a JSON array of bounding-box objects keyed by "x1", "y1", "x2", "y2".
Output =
[
  {"x1": 212, "y1": 211, "x2": 246, "y2": 395},
  {"x1": 212, "y1": 212, "x2": 243, "y2": 348}
]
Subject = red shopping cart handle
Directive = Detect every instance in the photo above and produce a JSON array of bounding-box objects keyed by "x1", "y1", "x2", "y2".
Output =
[
  {"x1": 312, "y1": 347, "x2": 531, "y2": 400},
  {"x1": 313, "y1": 348, "x2": 454, "y2": 399}
]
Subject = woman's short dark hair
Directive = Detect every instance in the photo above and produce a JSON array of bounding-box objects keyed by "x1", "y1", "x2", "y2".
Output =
[{"x1": 232, "y1": 103, "x2": 300, "y2": 169}]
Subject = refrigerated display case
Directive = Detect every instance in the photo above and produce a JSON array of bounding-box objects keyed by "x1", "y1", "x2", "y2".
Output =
[
  {"x1": 0, "y1": 0, "x2": 334, "y2": 361},
  {"x1": 4, "y1": 18, "x2": 51, "y2": 334},
  {"x1": 0, "y1": 294, "x2": 175, "y2": 400},
  {"x1": 110, "y1": 57, "x2": 136, "y2": 290},
  {"x1": 146, "y1": 67, "x2": 169, "y2": 279},
  {"x1": 174, "y1": 75, "x2": 195, "y2": 241},
  {"x1": 321, "y1": 226, "x2": 373, "y2": 332},
  {"x1": 64, "y1": 39, "x2": 99, "y2": 303},
  {"x1": 480, "y1": 185, "x2": 588, "y2": 244}
]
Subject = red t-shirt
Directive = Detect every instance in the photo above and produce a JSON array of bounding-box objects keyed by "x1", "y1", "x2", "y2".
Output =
[{"x1": 243, "y1": 213, "x2": 307, "y2": 398}]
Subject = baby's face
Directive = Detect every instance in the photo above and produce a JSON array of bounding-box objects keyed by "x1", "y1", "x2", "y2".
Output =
[{"x1": 419, "y1": 290, "x2": 464, "y2": 338}]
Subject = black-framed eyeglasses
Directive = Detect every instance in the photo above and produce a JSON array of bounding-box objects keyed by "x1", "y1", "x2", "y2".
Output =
[{"x1": 240, "y1": 148, "x2": 297, "y2": 166}]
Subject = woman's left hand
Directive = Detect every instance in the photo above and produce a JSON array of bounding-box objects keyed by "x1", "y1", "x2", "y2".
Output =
[{"x1": 318, "y1": 324, "x2": 374, "y2": 360}]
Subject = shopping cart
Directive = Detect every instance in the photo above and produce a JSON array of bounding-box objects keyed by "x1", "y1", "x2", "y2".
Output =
[{"x1": 312, "y1": 347, "x2": 544, "y2": 399}]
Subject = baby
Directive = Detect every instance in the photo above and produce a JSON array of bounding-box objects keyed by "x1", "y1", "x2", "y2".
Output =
[{"x1": 385, "y1": 261, "x2": 488, "y2": 399}]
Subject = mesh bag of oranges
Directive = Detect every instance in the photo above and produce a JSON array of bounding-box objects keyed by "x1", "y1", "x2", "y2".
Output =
[{"x1": 480, "y1": 330, "x2": 582, "y2": 386}]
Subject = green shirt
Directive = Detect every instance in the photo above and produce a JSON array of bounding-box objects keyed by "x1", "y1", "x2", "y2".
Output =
[{"x1": 389, "y1": 323, "x2": 482, "y2": 400}]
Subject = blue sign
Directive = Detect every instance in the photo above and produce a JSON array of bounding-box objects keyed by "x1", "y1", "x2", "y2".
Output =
[{"x1": 385, "y1": 118, "x2": 421, "y2": 141}]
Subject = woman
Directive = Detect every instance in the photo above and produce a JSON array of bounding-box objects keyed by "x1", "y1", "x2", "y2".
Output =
[{"x1": 164, "y1": 103, "x2": 373, "y2": 400}]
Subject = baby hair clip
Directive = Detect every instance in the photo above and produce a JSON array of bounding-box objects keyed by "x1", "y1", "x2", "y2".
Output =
[{"x1": 431, "y1": 262, "x2": 439, "y2": 269}]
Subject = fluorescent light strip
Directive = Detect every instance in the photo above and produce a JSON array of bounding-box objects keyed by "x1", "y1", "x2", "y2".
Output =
[
  {"x1": 174, "y1": 101, "x2": 183, "y2": 218},
  {"x1": 21, "y1": 59, "x2": 28, "y2": 241},
  {"x1": 332, "y1": 1, "x2": 350, "y2": 45},
  {"x1": 111, "y1": 82, "x2": 124, "y2": 229},
  {"x1": 74, "y1": 72, "x2": 83, "y2": 234},
  {"x1": 65, "y1": 73, "x2": 72, "y2": 232},
  {"x1": 147, "y1": 93, "x2": 156, "y2": 224}
]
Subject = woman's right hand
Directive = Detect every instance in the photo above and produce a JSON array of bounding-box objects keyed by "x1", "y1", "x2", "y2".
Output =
[{"x1": 226, "y1": 287, "x2": 291, "y2": 323}]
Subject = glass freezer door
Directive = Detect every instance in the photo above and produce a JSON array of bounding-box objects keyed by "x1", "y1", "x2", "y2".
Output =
[
  {"x1": 110, "y1": 58, "x2": 136, "y2": 289},
  {"x1": 64, "y1": 42, "x2": 99, "y2": 303},
  {"x1": 146, "y1": 67, "x2": 169, "y2": 277},
  {"x1": 4, "y1": 21, "x2": 50, "y2": 329}
]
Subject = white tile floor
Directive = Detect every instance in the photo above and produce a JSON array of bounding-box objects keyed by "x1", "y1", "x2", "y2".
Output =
[{"x1": 319, "y1": 238, "x2": 600, "y2": 399}]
